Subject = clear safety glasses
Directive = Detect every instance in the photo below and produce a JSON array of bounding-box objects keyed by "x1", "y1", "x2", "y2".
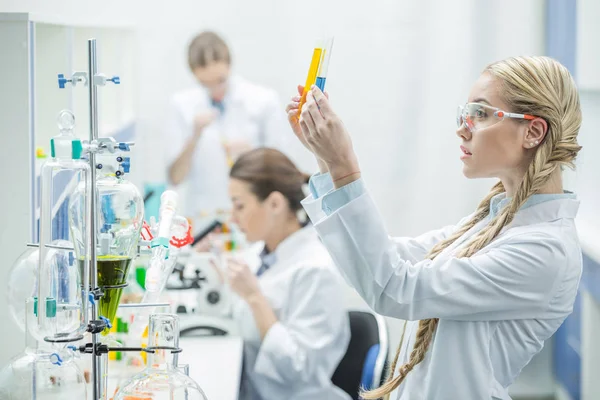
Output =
[{"x1": 457, "y1": 102, "x2": 537, "y2": 133}]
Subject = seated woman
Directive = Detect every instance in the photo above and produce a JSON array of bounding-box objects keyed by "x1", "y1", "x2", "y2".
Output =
[{"x1": 216, "y1": 148, "x2": 352, "y2": 400}]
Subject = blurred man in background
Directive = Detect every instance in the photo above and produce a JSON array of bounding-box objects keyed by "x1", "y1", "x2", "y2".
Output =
[{"x1": 165, "y1": 31, "x2": 289, "y2": 226}]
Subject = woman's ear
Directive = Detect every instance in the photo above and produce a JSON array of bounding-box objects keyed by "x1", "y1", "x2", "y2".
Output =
[
  {"x1": 524, "y1": 118, "x2": 548, "y2": 149},
  {"x1": 265, "y1": 191, "x2": 287, "y2": 214}
]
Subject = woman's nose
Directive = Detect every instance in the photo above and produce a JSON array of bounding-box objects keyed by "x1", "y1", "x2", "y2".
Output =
[{"x1": 456, "y1": 123, "x2": 472, "y2": 141}]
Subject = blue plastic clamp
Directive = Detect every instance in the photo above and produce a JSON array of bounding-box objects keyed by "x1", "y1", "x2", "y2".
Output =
[
  {"x1": 57, "y1": 74, "x2": 69, "y2": 89},
  {"x1": 118, "y1": 143, "x2": 130, "y2": 151},
  {"x1": 50, "y1": 353, "x2": 63, "y2": 366},
  {"x1": 100, "y1": 223, "x2": 112, "y2": 233},
  {"x1": 121, "y1": 157, "x2": 131, "y2": 173},
  {"x1": 99, "y1": 316, "x2": 112, "y2": 329}
]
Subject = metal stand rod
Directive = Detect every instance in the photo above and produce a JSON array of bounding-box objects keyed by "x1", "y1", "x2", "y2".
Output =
[{"x1": 87, "y1": 38, "x2": 102, "y2": 400}]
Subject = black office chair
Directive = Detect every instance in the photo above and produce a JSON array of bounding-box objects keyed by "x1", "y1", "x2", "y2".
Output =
[{"x1": 332, "y1": 310, "x2": 389, "y2": 400}]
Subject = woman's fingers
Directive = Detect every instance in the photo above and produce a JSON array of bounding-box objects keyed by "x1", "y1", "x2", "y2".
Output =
[
  {"x1": 309, "y1": 86, "x2": 333, "y2": 118},
  {"x1": 300, "y1": 105, "x2": 317, "y2": 135},
  {"x1": 285, "y1": 100, "x2": 300, "y2": 114},
  {"x1": 305, "y1": 90, "x2": 325, "y2": 125}
]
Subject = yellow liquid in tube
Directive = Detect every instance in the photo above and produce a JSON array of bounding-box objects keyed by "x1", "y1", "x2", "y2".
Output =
[{"x1": 297, "y1": 47, "x2": 323, "y2": 116}]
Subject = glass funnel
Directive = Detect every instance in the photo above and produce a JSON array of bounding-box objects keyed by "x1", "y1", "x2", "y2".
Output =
[
  {"x1": 113, "y1": 314, "x2": 208, "y2": 400},
  {"x1": 70, "y1": 151, "x2": 144, "y2": 333}
]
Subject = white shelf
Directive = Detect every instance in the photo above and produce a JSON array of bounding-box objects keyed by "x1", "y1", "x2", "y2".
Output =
[{"x1": 0, "y1": 13, "x2": 138, "y2": 368}]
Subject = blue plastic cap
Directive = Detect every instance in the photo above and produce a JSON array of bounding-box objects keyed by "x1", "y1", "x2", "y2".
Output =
[
  {"x1": 122, "y1": 157, "x2": 131, "y2": 173},
  {"x1": 57, "y1": 74, "x2": 68, "y2": 89},
  {"x1": 88, "y1": 292, "x2": 95, "y2": 305},
  {"x1": 118, "y1": 143, "x2": 130, "y2": 151},
  {"x1": 110, "y1": 76, "x2": 121, "y2": 84}
]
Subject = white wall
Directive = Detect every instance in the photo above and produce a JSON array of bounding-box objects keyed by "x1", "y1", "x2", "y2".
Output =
[
  {"x1": 577, "y1": 0, "x2": 600, "y2": 91},
  {"x1": 0, "y1": 1, "x2": 547, "y2": 230}
]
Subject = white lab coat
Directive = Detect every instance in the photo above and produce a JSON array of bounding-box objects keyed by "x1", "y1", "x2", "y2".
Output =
[
  {"x1": 231, "y1": 227, "x2": 352, "y2": 400},
  {"x1": 303, "y1": 187, "x2": 582, "y2": 400},
  {"x1": 164, "y1": 75, "x2": 289, "y2": 219}
]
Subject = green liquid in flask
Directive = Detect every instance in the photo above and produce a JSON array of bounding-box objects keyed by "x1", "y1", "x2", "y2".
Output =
[{"x1": 79, "y1": 256, "x2": 132, "y2": 335}]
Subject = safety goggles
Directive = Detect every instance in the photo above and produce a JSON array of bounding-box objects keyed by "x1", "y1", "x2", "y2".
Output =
[{"x1": 457, "y1": 102, "x2": 537, "y2": 133}]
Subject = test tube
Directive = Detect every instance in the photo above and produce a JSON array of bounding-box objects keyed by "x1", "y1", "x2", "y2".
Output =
[
  {"x1": 316, "y1": 37, "x2": 334, "y2": 91},
  {"x1": 297, "y1": 39, "x2": 325, "y2": 116}
]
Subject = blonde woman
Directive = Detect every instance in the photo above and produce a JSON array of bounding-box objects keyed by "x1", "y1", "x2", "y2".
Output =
[{"x1": 285, "y1": 56, "x2": 582, "y2": 400}]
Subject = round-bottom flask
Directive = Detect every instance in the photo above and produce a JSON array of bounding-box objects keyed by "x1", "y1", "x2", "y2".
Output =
[
  {"x1": 0, "y1": 300, "x2": 87, "y2": 399},
  {"x1": 113, "y1": 314, "x2": 208, "y2": 400}
]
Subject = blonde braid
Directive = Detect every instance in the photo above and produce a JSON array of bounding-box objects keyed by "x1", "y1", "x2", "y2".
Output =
[
  {"x1": 457, "y1": 142, "x2": 556, "y2": 258},
  {"x1": 427, "y1": 181, "x2": 505, "y2": 259},
  {"x1": 361, "y1": 56, "x2": 582, "y2": 399}
]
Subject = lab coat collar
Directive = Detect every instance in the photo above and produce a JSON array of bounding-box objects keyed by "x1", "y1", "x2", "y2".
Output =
[
  {"x1": 489, "y1": 191, "x2": 578, "y2": 219},
  {"x1": 271, "y1": 226, "x2": 317, "y2": 264},
  {"x1": 515, "y1": 197, "x2": 580, "y2": 226}
]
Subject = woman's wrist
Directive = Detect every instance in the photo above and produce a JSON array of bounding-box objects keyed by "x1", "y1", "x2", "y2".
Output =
[
  {"x1": 332, "y1": 172, "x2": 361, "y2": 188},
  {"x1": 245, "y1": 290, "x2": 267, "y2": 307},
  {"x1": 328, "y1": 157, "x2": 361, "y2": 188}
]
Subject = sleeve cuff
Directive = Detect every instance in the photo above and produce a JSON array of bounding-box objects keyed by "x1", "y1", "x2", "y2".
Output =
[
  {"x1": 309, "y1": 172, "x2": 334, "y2": 199},
  {"x1": 321, "y1": 178, "x2": 367, "y2": 215}
]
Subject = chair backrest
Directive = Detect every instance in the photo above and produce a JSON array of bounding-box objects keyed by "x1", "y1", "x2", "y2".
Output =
[{"x1": 332, "y1": 310, "x2": 388, "y2": 400}]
